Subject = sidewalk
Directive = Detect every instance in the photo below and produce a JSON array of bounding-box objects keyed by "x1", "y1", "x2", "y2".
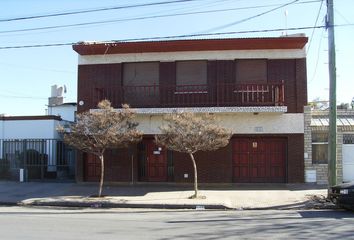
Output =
[{"x1": 0, "y1": 182, "x2": 328, "y2": 210}]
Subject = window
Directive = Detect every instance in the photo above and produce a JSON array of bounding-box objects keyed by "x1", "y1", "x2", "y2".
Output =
[
  {"x1": 312, "y1": 133, "x2": 328, "y2": 164},
  {"x1": 343, "y1": 134, "x2": 354, "y2": 144},
  {"x1": 176, "y1": 61, "x2": 207, "y2": 93},
  {"x1": 122, "y1": 62, "x2": 160, "y2": 105},
  {"x1": 123, "y1": 62, "x2": 159, "y2": 86},
  {"x1": 236, "y1": 59, "x2": 267, "y2": 83}
]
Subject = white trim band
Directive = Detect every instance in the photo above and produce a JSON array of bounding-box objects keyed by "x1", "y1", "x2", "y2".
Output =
[{"x1": 78, "y1": 49, "x2": 306, "y2": 65}]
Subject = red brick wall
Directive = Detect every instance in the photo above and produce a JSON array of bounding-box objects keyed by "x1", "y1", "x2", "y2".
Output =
[
  {"x1": 287, "y1": 134, "x2": 305, "y2": 183},
  {"x1": 268, "y1": 59, "x2": 297, "y2": 112},
  {"x1": 79, "y1": 134, "x2": 304, "y2": 183},
  {"x1": 77, "y1": 63, "x2": 122, "y2": 113},
  {"x1": 295, "y1": 58, "x2": 308, "y2": 112},
  {"x1": 171, "y1": 134, "x2": 304, "y2": 184},
  {"x1": 104, "y1": 148, "x2": 138, "y2": 182},
  {"x1": 173, "y1": 145, "x2": 232, "y2": 183},
  {"x1": 77, "y1": 59, "x2": 307, "y2": 113}
]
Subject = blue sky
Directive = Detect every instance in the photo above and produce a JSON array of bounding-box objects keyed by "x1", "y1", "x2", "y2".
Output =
[{"x1": 1, "y1": 0, "x2": 353, "y2": 115}]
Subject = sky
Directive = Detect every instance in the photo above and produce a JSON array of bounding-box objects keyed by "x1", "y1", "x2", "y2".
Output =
[{"x1": 0, "y1": 0, "x2": 353, "y2": 116}]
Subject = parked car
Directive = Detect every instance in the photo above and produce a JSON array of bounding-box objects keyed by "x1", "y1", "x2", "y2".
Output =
[{"x1": 329, "y1": 182, "x2": 354, "y2": 210}]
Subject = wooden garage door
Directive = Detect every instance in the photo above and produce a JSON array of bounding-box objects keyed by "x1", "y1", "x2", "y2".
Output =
[{"x1": 233, "y1": 137, "x2": 286, "y2": 183}]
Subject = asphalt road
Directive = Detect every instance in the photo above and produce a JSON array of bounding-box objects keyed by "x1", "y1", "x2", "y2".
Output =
[{"x1": 0, "y1": 206, "x2": 353, "y2": 240}]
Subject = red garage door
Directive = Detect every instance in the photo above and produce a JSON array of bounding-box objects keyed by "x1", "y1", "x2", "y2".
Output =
[{"x1": 233, "y1": 137, "x2": 286, "y2": 183}]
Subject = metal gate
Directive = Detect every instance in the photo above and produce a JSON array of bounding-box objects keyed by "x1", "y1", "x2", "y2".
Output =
[{"x1": 0, "y1": 139, "x2": 75, "y2": 181}]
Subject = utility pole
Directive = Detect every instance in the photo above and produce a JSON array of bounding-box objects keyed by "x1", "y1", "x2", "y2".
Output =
[{"x1": 327, "y1": 0, "x2": 337, "y2": 187}]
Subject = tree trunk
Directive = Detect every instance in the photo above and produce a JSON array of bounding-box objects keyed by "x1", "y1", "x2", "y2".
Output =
[
  {"x1": 189, "y1": 153, "x2": 198, "y2": 198},
  {"x1": 98, "y1": 154, "x2": 104, "y2": 197}
]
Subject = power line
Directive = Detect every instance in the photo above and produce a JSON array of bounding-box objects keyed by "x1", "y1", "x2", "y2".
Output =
[
  {"x1": 0, "y1": 25, "x2": 323, "y2": 50},
  {"x1": 0, "y1": 93, "x2": 47, "y2": 100},
  {"x1": 110, "y1": 25, "x2": 326, "y2": 41},
  {"x1": 0, "y1": 0, "x2": 206, "y2": 22},
  {"x1": 309, "y1": 28, "x2": 326, "y2": 83},
  {"x1": 0, "y1": 0, "x2": 321, "y2": 35},
  {"x1": 0, "y1": 42, "x2": 74, "y2": 50},
  {"x1": 0, "y1": 23, "x2": 352, "y2": 50},
  {"x1": 199, "y1": 0, "x2": 300, "y2": 33},
  {"x1": 0, "y1": 62, "x2": 75, "y2": 74},
  {"x1": 334, "y1": 8, "x2": 352, "y2": 25},
  {"x1": 307, "y1": 0, "x2": 324, "y2": 53}
]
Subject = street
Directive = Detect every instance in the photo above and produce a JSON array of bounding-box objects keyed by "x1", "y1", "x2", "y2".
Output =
[{"x1": 0, "y1": 206, "x2": 353, "y2": 239}]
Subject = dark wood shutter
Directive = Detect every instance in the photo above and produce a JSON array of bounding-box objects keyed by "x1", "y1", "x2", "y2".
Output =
[{"x1": 236, "y1": 59, "x2": 267, "y2": 83}]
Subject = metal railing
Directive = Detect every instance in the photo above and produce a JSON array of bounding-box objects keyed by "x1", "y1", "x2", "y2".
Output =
[
  {"x1": 0, "y1": 139, "x2": 75, "y2": 181},
  {"x1": 91, "y1": 81, "x2": 285, "y2": 108}
]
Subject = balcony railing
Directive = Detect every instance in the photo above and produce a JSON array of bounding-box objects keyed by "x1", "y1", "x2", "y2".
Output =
[{"x1": 91, "y1": 81, "x2": 284, "y2": 108}]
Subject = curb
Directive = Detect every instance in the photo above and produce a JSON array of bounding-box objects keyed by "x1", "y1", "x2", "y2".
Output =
[
  {"x1": 1, "y1": 201, "x2": 338, "y2": 211},
  {"x1": 18, "y1": 201, "x2": 230, "y2": 210}
]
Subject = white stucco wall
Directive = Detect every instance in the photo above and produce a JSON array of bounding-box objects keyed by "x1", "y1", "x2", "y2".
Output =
[
  {"x1": 135, "y1": 112, "x2": 304, "y2": 135},
  {"x1": 0, "y1": 119, "x2": 61, "y2": 139},
  {"x1": 48, "y1": 105, "x2": 76, "y2": 122},
  {"x1": 78, "y1": 49, "x2": 306, "y2": 65}
]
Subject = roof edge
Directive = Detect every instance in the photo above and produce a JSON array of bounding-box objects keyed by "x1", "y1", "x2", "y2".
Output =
[
  {"x1": 0, "y1": 115, "x2": 62, "y2": 121},
  {"x1": 73, "y1": 37, "x2": 308, "y2": 56}
]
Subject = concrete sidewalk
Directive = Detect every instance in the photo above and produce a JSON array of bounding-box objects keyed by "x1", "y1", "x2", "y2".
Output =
[{"x1": 0, "y1": 182, "x2": 328, "y2": 210}]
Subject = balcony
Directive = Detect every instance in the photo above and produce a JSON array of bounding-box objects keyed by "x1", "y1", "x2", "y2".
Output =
[{"x1": 91, "y1": 81, "x2": 284, "y2": 109}]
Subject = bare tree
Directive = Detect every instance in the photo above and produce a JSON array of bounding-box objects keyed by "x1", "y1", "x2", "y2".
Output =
[
  {"x1": 155, "y1": 112, "x2": 231, "y2": 199},
  {"x1": 58, "y1": 100, "x2": 142, "y2": 197}
]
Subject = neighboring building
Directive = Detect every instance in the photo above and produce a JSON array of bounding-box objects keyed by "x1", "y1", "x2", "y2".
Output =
[
  {"x1": 304, "y1": 108, "x2": 354, "y2": 184},
  {"x1": 47, "y1": 84, "x2": 77, "y2": 122},
  {"x1": 47, "y1": 103, "x2": 77, "y2": 122},
  {"x1": 0, "y1": 86, "x2": 76, "y2": 181},
  {"x1": 73, "y1": 36, "x2": 308, "y2": 184}
]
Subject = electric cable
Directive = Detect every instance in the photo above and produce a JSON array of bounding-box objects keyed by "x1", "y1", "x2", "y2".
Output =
[
  {"x1": 0, "y1": 0, "x2": 207, "y2": 22},
  {"x1": 307, "y1": 0, "x2": 324, "y2": 53},
  {"x1": 0, "y1": 0, "x2": 321, "y2": 35}
]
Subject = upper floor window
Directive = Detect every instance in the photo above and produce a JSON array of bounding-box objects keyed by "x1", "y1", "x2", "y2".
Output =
[
  {"x1": 236, "y1": 59, "x2": 267, "y2": 83},
  {"x1": 176, "y1": 61, "x2": 207, "y2": 93},
  {"x1": 123, "y1": 62, "x2": 159, "y2": 86}
]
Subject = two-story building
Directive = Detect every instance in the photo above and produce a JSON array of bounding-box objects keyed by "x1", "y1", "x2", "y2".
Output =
[{"x1": 73, "y1": 36, "x2": 308, "y2": 184}]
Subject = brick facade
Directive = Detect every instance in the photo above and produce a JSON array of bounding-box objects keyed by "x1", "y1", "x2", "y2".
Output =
[
  {"x1": 77, "y1": 59, "x2": 307, "y2": 114},
  {"x1": 74, "y1": 38, "x2": 308, "y2": 184},
  {"x1": 79, "y1": 134, "x2": 304, "y2": 183}
]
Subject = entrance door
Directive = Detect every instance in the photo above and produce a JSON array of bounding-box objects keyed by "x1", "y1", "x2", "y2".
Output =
[
  {"x1": 343, "y1": 144, "x2": 354, "y2": 182},
  {"x1": 146, "y1": 141, "x2": 167, "y2": 182},
  {"x1": 85, "y1": 153, "x2": 101, "y2": 182},
  {"x1": 233, "y1": 137, "x2": 286, "y2": 183}
]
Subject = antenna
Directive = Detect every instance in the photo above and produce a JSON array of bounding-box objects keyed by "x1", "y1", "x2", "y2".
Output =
[{"x1": 284, "y1": 10, "x2": 288, "y2": 36}]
